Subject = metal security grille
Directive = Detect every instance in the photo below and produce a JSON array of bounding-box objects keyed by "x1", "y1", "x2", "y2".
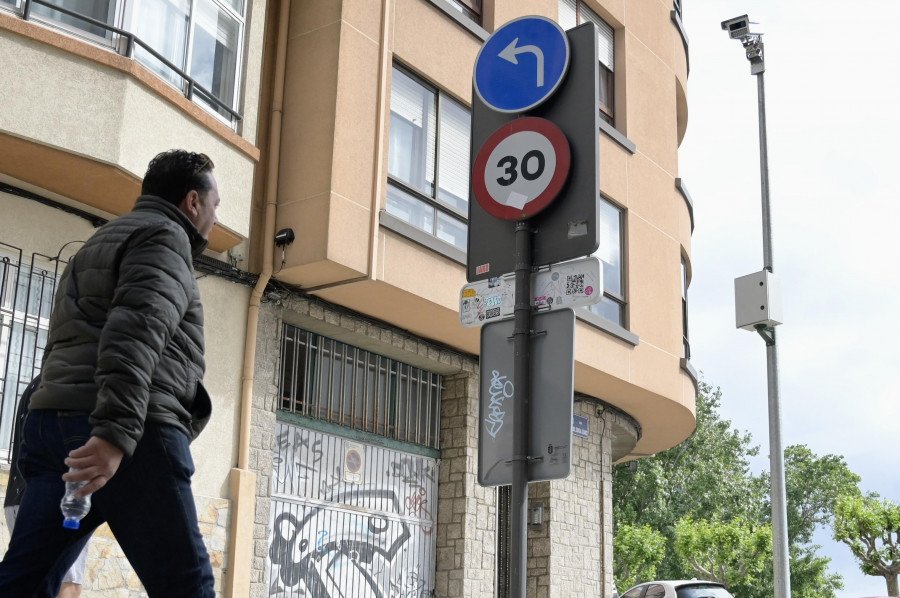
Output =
[
  {"x1": 280, "y1": 325, "x2": 442, "y2": 449},
  {"x1": 0, "y1": 243, "x2": 63, "y2": 460},
  {"x1": 268, "y1": 423, "x2": 437, "y2": 598}
]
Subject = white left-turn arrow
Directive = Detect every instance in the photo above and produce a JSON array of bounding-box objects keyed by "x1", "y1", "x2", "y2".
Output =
[{"x1": 498, "y1": 38, "x2": 545, "y2": 87}]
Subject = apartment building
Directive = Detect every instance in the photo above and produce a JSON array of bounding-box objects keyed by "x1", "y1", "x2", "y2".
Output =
[{"x1": 0, "y1": 0, "x2": 696, "y2": 596}]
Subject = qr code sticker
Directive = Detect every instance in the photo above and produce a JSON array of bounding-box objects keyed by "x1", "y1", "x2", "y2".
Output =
[{"x1": 566, "y1": 274, "x2": 585, "y2": 295}]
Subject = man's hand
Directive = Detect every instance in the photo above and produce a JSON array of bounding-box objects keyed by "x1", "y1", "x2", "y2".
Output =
[{"x1": 63, "y1": 436, "x2": 124, "y2": 498}]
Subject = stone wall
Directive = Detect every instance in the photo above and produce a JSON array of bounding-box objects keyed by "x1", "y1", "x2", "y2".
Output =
[
  {"x1": 436, "y1": 370, "x2": 496, "y2": 598},
  {"x1": 525, "y1": 401, "x2": 623, "y2": 598}
]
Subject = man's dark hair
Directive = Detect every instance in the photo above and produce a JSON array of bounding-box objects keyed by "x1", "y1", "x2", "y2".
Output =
[{"x1": 141, "y1": 150, "x2": 215, "y2": 205}]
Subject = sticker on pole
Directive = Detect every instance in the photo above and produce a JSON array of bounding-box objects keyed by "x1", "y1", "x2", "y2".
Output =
[{"x1": 472, "y1": 117, "x2": 570, "y2": 220}]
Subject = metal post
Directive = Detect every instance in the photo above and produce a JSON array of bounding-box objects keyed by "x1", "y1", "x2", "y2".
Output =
[
  {"x1": 510, "y1": 220, "x2": 534, "y2": 598},
  {"x1": 757, "y1": 72, "x2": 774, "y2": 272},
  {"x1": 755, "y1": 65, "x2": 791, "y2": 598}
]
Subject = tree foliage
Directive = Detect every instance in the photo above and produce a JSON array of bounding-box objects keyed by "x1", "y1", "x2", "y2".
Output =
[
  {"x1": 674, "y1": 515, "x2": 772, "y2": 592},
  {"x1": 614, "y1": 524, "x2": 666, "y2": 591},
  {"x1": 763, "y1": 444, "x2": 862, "y2": 544},
  {"x1": 832, "y1": 494, "x2": 900, "y2": 596},
  {"x1": 788, "y1": 544, "x2": 844, "y2": 598},
  {"x1": 614, "y1": 381, "x2": 762, "y2": 584},
  {"x1": 613, "y1": 380, "x2": 857, "y2": 597}
]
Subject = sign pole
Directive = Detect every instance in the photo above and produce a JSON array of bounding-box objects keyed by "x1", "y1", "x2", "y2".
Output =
[{"x1": 510, "y1": 219, "x2": 534, "y2": 598}]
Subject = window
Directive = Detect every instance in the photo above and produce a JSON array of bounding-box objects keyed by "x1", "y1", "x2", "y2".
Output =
[
  {"x1": 676, "y1": 585, "x2": 735, "y2": 598},
  {"x1": 681, "y1": 257, "x2": 688, "y2": 355},
  {"x1": 447, "y1": 0, "x2": 481, "y2": 24},
  {"x1": 280, "y1": 325, "x2": 442, "y2": 450},
  {"x1": 587, "y1": 198, "x2": 625, "y2": 326},
  {"x1": 387, "y1": 65, "x2": 470, "y2": 252},
  {"x1": 558, "y1": 0, "x2": 615, "y2": 124},
  {"x1": 27, "y1": 0, "x2": 118, "y2": 39},
  {"x1": 3, "y1": 0, "x2": 244, "y2": 125},
  {"x1": 0, "y1": 247, "x2": 60, "y2": 460},
  {"x1": 644, "y1": 585, "x2": 666, "y2": 598},
  {"x1": 132, "y1": 0, "x2": 244, "y2": 120}
]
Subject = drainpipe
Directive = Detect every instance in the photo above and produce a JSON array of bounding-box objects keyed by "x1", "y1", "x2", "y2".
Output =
[
  {"x1": 367, "y1": 0, "x2": 392, "y2": 281},
  {"x1": 225, "y1": 0, "x2": 290, "y2": 593}
]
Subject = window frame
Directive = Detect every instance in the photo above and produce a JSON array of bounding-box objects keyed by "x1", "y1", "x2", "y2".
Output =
[
  {"x1": 386, "y1": 63, "x2": 471, "y2": 254},
  {"x1": 584, "y1": 196, "x2": 627, "y2": 328},
  {"x1": 559, "y1": 0, "x2": 616, "y2": 124},
  {"x1": 125, "y1": 0, "x2": 246, "y2": 124},
  {"x1": 448, "y1": 0, "x2": 480, "y2": 24}
]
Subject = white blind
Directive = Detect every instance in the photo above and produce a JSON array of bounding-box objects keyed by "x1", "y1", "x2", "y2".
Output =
[
  {"x1": 437, "y1": 97, "x2": 471, "y2": 209},
  {"x1": 390, "y1": 68, "x2": 437, "y2": 192},
  {"x1": 582, "y1": 5, "x2": 614, "y2": 71},
  {"x1": 558, "y1": 0, "x2": 614, "y2": 71},
  {"x1": 391, "y1": 68, "x2": 429, "y2": 126},
  {"x1": 558, "y1": 0, "x2": 577, "y2": 31}
]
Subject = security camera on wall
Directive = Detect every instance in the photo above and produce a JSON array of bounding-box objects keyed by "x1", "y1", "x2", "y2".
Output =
[{"x1": 721, "y1": 15, "x2": 750, "y2": 39}]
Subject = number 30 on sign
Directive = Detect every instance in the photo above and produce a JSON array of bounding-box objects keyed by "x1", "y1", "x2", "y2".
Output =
[{"x1": 472, "y1": 116, "x2": 571, "y2": 220}]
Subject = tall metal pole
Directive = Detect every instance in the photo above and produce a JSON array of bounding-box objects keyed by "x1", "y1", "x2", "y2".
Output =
[
  {"x1": 754, "y1": 57, "x2": 791, "y2": 598},
  {"x1": 510, "y1": 220, "x2": 534, "y2": 598}
]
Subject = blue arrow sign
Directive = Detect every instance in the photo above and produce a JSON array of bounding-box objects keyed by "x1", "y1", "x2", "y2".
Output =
[{"x1": 474, "y1": 15, "x2": 570, "y2": 114}]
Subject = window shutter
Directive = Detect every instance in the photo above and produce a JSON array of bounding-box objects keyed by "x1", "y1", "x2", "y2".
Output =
[
  {"x1": 558, "y1": 0, "x2": 577, "y2": 31},
  {"x1": 391, "y1": 68, "x2": 427, "y2": 126},
  {"x1": 580, "y1": 4, "x2": 614, "y2": 71},
  {"x1": 437, "y1": 98, "x2": 471, "y2": 207}
]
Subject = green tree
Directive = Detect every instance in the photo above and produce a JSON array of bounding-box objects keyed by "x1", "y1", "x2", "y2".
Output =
[
  {"x1": 613, "y1": 380, "x2": 853, "y2": 597},
  {"x1": 674, "y1": 516, "x2": 772, "y2": 594},
  {"x1": 787, "y1": 544, "x2": 844, "y2": 598},
  {"x1": 758, "y1": 444, "x2": 862, "y2": 544},
  {"x1": 832, "y1": 494, "x2": 900, "y2": 596},
  {"x1": 613, "y1": 524, "x2": 666, "y2": 591},
  {"x1": 614, "y1": 381, "x2": 762, "y2": 580}
]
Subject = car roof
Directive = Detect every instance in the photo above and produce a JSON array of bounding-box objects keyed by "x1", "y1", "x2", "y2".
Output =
[{"x1": 625, "y1": 580, "x2": 728, "y2": 592}]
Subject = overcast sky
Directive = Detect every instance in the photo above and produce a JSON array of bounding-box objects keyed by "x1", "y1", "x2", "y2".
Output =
[{"x1": 679, "y1": 1, "x2": 900, "y2": 595}]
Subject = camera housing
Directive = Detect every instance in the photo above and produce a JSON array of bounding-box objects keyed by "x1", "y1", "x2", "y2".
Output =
[
  {"x1": 721, "y1": 15, "x2": 750, "y2": 39},
  {"x1": 274, "y1": 228, "x2": 295, "y2": 246}
]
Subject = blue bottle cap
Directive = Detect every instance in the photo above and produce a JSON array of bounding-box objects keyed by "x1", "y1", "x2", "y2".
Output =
[{"x1": 62, "y1": 518, "x2": 80, "y2": 530}]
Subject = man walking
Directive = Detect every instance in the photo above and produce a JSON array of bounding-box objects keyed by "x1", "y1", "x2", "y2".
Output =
[
  {"x1": 5, "y1": 374, "x2": 92, "y2": 598},
  {"x1": 0, "y1": 150, "x2": 220, "y2": 597}
]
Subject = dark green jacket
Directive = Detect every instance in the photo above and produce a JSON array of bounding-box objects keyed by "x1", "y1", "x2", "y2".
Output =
[
  {"x1": 30, "y1": 196, "x2": 212, "y2": 457},
  {"x1": 4, "y1": 375, "x2": 40, "y2": 508}
]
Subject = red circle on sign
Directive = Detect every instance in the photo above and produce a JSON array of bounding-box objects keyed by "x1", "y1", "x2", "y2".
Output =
[{"x1": 473, "y1": 117, "x2": 571, "y2": 220}]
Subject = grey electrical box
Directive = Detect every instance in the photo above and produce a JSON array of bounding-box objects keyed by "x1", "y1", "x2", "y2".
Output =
[{"x1": 735, "y1": 270, "x2": 783, "y2": 330}]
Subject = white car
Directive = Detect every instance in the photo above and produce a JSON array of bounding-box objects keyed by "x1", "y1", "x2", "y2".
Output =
[{"x1": 620, "y1": 580, "x2": 735, "y2": 598}]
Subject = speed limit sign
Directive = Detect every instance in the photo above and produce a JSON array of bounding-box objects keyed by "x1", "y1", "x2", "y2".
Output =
[{"x1": 472, "y1": 117, "x2": 571, "y2": 220}]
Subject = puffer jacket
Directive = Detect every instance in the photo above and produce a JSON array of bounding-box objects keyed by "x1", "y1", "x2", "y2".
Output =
[{"x1": 30, "y1": 195, "x2": 212, "y2": 457}]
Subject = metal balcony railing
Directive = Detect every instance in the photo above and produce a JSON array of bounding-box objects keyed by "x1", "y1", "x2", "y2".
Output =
[{"x1": 17, "y1": 0, "x2": 243, "y2": 125}]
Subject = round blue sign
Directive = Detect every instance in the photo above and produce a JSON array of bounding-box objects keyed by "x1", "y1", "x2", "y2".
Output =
[{"x1": 474, "y1": 16, "x2": 570, "y2": 114}]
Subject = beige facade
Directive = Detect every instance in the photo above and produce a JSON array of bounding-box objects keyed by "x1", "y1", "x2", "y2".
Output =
[{"x1": 0, "y1": 0, "x2": 695, "y2": 596}]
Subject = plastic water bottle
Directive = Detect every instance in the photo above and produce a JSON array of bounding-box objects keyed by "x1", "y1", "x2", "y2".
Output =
[{"x1": 60, "y1": 468, "x2": 91, "y2": 530}]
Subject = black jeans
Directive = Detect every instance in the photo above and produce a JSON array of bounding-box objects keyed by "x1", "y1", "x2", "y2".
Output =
[{"x1": 0, "y1": 410, "x2": 215, "y2": 597}]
